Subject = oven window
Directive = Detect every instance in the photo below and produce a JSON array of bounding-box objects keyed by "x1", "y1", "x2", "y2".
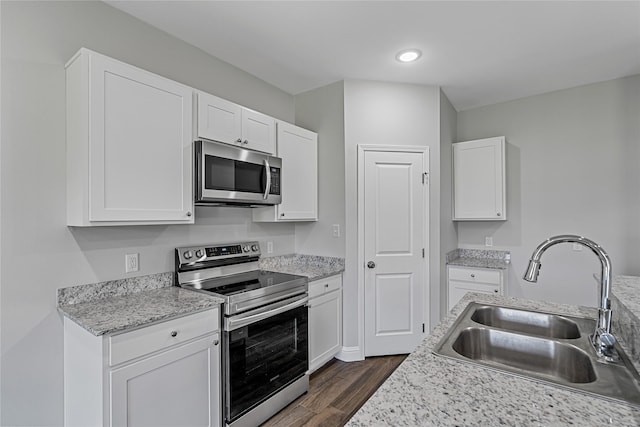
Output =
[
  {"x1": 204, "y1": 155, "x2": 265, "y2": 193},
  {"x1": 225, "y1": 305, "x2": 308, "y2": 423}
]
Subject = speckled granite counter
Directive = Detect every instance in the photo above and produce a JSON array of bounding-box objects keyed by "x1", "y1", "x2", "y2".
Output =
[
  {"x1": 260, "y1": 254, "x2": 344, "y2": 281},
  {"x1": 58, "y1": 272, "x2": 223, "y2": 336},
  {"x1": 446, "y1": 248, "x2": 510, "y2": 269},
  {"x1": 347, "y1": 276, "x2": 640, "y2": 426}
]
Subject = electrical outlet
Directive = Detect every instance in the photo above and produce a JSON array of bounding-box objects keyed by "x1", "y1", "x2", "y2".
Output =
[
  {"x1": 572, "y1": 243, "x2": 583, "y2": 252},
  {"x1": 332, "y1": 224, "x2": 340, "y2": 238},
  {"x1": 125, "y1": 253, "x2": 139, "y2": 273},
  {"x1": 267, "y1": 241, "x2": 273, "y2": 254},
  {"x1": 485, "y1": 237, "x2": 493, "y2": 247}
]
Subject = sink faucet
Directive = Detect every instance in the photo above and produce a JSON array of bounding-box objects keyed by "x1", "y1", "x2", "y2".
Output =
[{"x1": 523, "y1": 235, "x2": 617, "y2": 360}]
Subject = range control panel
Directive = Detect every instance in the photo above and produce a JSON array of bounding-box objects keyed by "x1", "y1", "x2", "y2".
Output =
[{"x1": 176, "y1": 241, "x2": 261, "y2": 264}]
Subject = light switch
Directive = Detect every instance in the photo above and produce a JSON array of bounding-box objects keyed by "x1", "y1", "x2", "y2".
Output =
[{"x1": 332, "y1": 224, "x2": 340, "y2": 238}]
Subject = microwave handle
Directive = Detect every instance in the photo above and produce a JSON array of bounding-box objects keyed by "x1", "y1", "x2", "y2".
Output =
[{"x1": 263, "y1": 159, "x2": 271, "y2": 200}]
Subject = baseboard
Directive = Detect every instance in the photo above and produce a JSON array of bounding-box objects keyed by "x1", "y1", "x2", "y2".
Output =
[{"x1": 335, "y1": 346, "x2": 364, "y2": 362}]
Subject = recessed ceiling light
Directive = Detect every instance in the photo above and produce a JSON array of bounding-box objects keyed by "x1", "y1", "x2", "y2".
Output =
[{"x1": 396, "y1": 49, "x2": 422, "y2": 63}]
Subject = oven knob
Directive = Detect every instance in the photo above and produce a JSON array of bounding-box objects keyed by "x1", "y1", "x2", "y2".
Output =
[
  {"x1": 243, "y1": 245, "x2": 250, "y2": 253},
  {"x1": 251, "y1": 244, "x2": 259, "y2": 252},
  {"x1": 183, "y1": 250, "x2": 193, "y2": 259},
  {"x1": 195, "y1": 250, "x2": 204, "y2": 258}
]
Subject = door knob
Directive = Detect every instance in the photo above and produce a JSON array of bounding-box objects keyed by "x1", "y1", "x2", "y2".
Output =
[{"x1": 367, "y1": 261, "x2": 376, "y2": 269}]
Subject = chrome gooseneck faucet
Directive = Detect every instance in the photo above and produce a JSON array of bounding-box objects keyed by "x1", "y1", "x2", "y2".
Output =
[{"x1": 523, "y1": 235, "x2": 617, "y2": 359}]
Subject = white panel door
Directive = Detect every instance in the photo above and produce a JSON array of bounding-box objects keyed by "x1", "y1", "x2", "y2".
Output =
[
  {"x1": 110, "y1": 334, "x2": 220, "y2": 427},
  {"x1": 89, "y1": 53, "x2": 193, "y2": 222},
  {"x1": 363, "y1": 149, "x2": 428, "y2": 356}
]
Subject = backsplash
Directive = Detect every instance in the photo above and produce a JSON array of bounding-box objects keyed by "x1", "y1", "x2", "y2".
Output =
[
  {"x1": 57, "y1": 272, "x2": 174, "y2": 305},
  {"x1": 446, "y1": 248, "x2": 510, "y2": 263}
]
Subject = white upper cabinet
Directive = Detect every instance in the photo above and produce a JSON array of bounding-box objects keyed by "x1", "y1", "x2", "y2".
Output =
[
  {"x1": 66, "y1": 48, "x2": 194, "y2": 226},
  {"x1": 453, "y1": 136, "x2": 506, "y2": 221},
  {"x1": 197, "y1": 92, "x2": 276, "y2": 154},
  {"x1": 253, "y1": 122, "x2": 318, "y2": 222}
]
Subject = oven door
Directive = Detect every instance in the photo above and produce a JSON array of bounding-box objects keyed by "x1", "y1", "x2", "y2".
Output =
[
  {"x1": 195, "y1": 140, "x2": 282, "y2": 206},
  {"x1": 223, "y1": 295, "x2": 308, "y2": 424}
]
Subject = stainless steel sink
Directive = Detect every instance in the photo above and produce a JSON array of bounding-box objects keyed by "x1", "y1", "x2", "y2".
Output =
[
  {"x1": 470, "y1": 306, "x2": 581, "y2": 339},
  {"x1": 452, "y1": 327, "x2": 596, "y2": 383},
  {"x1": 434, "y1": 302, "x2": 640, "y2": 407}
]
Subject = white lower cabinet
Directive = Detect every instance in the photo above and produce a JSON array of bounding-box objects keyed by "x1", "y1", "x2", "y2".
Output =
[
  {"x1": 64, "y1": 308, "x2": 221, "y2": 427},
  {"x1": 308, "y1": 275, "x2": 342, "y2": 373},
  {"x1": 447, "y1": 266, "x2": 505, "y2": 311}
]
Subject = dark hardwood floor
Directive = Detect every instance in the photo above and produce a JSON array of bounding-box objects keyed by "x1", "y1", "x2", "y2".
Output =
[{"x1": 261, "y1": 355, "x2": 407, "y2": 427}]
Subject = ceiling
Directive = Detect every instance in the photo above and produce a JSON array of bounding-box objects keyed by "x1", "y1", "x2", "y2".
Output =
[{"x1": 105, "y1": 1, "x2": 640, "y2": 111}]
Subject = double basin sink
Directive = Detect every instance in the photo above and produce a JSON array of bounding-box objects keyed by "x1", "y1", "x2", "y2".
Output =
[{"x1": 434, "y1": 303, "x2": 640, "y2": 407}]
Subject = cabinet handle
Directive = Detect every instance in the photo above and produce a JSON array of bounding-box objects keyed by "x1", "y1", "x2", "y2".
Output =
[
  {"x1": 170, "y1": 331, "x2": 178, "y2": 337},
  {"x1": 213, "y1": 339, "x2": 219, "y2": 346}
]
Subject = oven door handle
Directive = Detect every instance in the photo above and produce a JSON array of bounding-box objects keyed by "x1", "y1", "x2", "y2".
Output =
[{"x1": 225, "y1": 295, "x2": 308, "y2": 331}]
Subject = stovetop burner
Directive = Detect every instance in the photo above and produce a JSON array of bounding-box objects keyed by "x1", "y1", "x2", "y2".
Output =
[{"x1": 175, "y1": 241, "x2": 308, "y2": 316}]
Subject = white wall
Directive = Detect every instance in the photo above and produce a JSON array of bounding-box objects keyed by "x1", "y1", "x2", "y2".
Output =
[
  {"x1": 0, "y1": 2, "x2": 296, "y2": 425},
  {"x1": 439, "y1": 91, "x2": 458, "y2": 317},
  {"x1": 342, "y1": 80, "x2": 441, "y2": 353},
  {"x1": 293, "y1": 82, "x2": 346, "y2": 257},
  {"x1": 456, "y1": 75, "x2": 640, "y2": 307}
]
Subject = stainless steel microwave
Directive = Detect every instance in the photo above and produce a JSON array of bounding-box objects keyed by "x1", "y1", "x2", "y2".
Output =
[{"x1": 195, "y1": 140, "x2": 282, "y2": 206}]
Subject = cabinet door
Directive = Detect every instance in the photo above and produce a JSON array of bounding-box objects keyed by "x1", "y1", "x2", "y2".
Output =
[
  {"x1": 309, "y1": 290, "x2": 342, "y2": 373},
  {"x1": 110, "y1": 334, "x2": 220, "y2": 427},
  {"x1": 197, "y1": 92, "x2": 242, "y2": 145},
  {"x1": 453, "y1": 136, "x2": 506, "y2": 220},
  {"x1": 241, "y1": 108, "x2": 276, "y2": 154},
  {"x1": 89, "y1": 53, "x2": 193, "y2": 222},
  {"x1": 277, "y1": 122, "x2": 318, "y2": 220}
]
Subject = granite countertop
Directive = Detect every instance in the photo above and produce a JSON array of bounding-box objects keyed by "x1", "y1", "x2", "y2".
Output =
[
  {"x1": 260, "y1": 254, "x2": 345, "y2": 281},
  {"x1": 58, "y1": 272, "x2": 223, "y2": 336},
  {"x1": 347, "y1": 276, "x2": 640, "y2": 426},
  {"x1": 446, "y1": 248, "x2": 511, "y2": 270}
]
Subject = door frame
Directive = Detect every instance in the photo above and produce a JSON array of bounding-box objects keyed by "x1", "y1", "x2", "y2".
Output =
[{"x1": 357, "y1": 144, "x2": 430, "y2": 357}]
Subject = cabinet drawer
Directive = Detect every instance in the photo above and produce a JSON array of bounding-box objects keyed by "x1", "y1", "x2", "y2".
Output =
[
  {"x1": 448, "y1": 267, "x2": 501, "y2": 284},
  {"x1": 308, "y1": 275, "x2": 342, "y2": 299},
  {"x1": 109, "y1": 308, "x2": 219, "y2": 366}
]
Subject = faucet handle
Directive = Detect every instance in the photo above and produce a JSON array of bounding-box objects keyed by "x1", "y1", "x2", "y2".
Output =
[{"x1": 599, "y1": 332, "x2": 616, "y2": 350}]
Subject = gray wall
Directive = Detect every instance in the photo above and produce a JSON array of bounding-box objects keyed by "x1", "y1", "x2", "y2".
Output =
[
  {"x1": 439, "y1": 91, "x2": 458, "y2": 317},
  {"x1": 293, "y1": 82, "x2": 346, "y2": 257},
  {"x1": 456, "y1": 75, "x2": 640, "y2": 307},
  {"x1": 342, "y1": 80, "x2": 441, "y2": 351},
  {"x1": 0, "y1": 2, "x2": 296, "y2": 425}
]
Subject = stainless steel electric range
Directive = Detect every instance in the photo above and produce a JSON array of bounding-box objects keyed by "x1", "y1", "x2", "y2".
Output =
[{"x1": 175, "y1": 241, "x2": 309, "y2": 427}]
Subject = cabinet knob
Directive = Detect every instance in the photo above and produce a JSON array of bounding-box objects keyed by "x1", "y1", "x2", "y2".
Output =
[
  {"x1": 280, "y1": 213, "x2": 285, "y2": 217},
  {"x1": 470, "y1": 274, "x2": 475, "y2": 278},
  {"x1": 324, "y1": 284, "x2": 329, "y2": 288},
  {"x1": 170, "y1": 331, "x2": 178, "y2": 337},
  {"x1": 243, "y1": 139, "x2": 249, "y2": 145},
  {"x1": 186, "y1": 211, "x2": 192, "y2": 217},
  {"x1": 494, "y1": 289, "x2": 499, "y2": 293},
  {"x1": 236, "y1": 138, "x2": 242, "y2": 143},
  {"x1": 213, "y1": 339, "x2": 219, "y2": 346},
  {"x1": 497, "y1": 212, "x2": 501, "y2": 217}
]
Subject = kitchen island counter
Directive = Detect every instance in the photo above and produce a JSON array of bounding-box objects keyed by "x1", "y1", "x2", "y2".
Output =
[{"x1": 347, "y1": 276, "x2": 640, "y2": 426}]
